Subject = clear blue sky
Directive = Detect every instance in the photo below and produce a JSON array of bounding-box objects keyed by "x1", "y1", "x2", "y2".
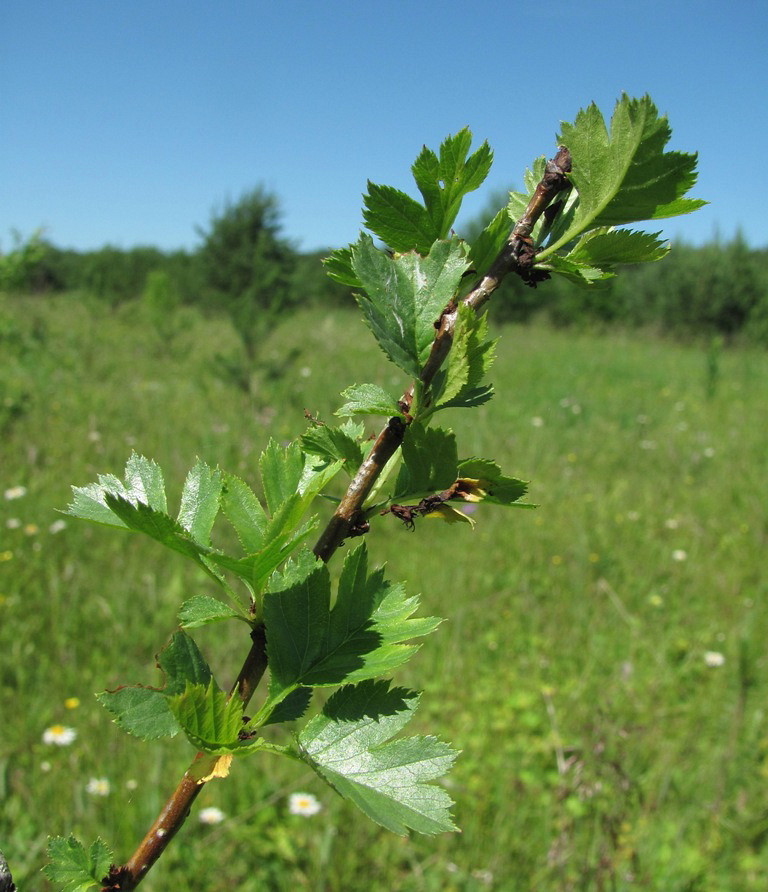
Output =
[{"x1": 3, "y1": 0, "x2": 767, "y2": 255}]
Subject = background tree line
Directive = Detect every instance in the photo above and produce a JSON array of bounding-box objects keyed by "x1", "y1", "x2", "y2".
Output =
[{"x1": 2, "y1": 187, "x2": 767, "y2": 345}]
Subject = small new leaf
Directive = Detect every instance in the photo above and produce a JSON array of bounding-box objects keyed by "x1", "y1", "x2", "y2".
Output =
[
  {"x1": 97, "y1": 632, "x2": 213, "y2": 740},
  {"x1": 336, "y1": 383, "x2": 405, "y2": 418},
  {"x1": 536, "y1": 253, "x2": 613, "y2": 287},
  {"x1": 300, "y1": 423, "x2": 364, "y2": 470},
  {"x1": 220, "y1": 472, "x2": 269, "y2": 554},
  {"x1": 297, "y1": 680, "x2": 458, "y2": 835},
  {"x1": 259, "y1": 439, "x2": 305, "y2": 516},
  {"x1": 43, "y1": 836, "x2": 113, "y2": 892},
  {"x1": 67, "y1": 454, "x2": 221, "y2": 581},
  {"x1": 412, "y1": 129, "x2": 493, "y2": 238},
  {"x1": 167, "y1": 679, "x2": 246, "y2": 755},
  {"x1": 567, "y1": 227, "x2": 670, "y2": 266},
  {"x1": 468, "y1": 207, "x2": 511, "y2": 279},
  {"x1": 323, "y1": 246, "x2": 360, "y2": 287},
  {"x1": 178, "y1": 595, "x2": 244, "y2": 629}
]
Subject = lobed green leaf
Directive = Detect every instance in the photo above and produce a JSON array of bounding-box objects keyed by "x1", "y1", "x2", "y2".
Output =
[
  {"x1": 362, "y1": 129, "x2": 492, "y2": 254},
  {"x1": 541, "y1": 94, "x2": 705, "y2": 259},
  {"x1": 43, "y1": 836, "x2": 114, "y2": 892},
  {"x1": 220, "y1": 472, "x2": 269, "y2": 554},
  {"x1": 362, "y1": 183, "x2": 435, "y2": 255},
  {"x1": 351, "y1": 235, "x2": 470, "y2": 378},
  {"x1": 259, "y1": 544, "x2": 440, "y2": 714},
  {"x1": 297, "y1": 679, "x2": 458, "y2": 835}
]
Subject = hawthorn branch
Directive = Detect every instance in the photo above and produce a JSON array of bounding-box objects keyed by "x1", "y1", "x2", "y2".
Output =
[
  {"x1": 313, "y1": 145, "x2": 571, "y2": 562},
  {"x1": 109, "y1": 145, "x2": 571, "y2": 891}
]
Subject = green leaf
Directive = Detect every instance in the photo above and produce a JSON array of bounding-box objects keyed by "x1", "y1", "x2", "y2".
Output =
[
  {"x1": 263, "y1": 686, "x2": 313, "y2": 726},
  {"x1": 67, "y1": 455, "x2": 222, "y2": 580},
  {"x1": 540, "y1": 94, "x2": 705, "y2": 259},
  {"x1": 261, "y1": 544, "x2": 440, "y2": 710},
  {"x1": 263, "y1": 550, "x2": 330, "y2": 701},
  {"x1": 167, "y1": 679, "x2": 245, "y2": 754},
  {"x1": 412, "y1": 129, "x2": 493, "y2": 237},
  {"x1": 323, "y1": 246, "x2": 360, "y2": 287},
  {"x1": 536, "y1": 253, "x2": 614, "y2": 287},
  {"x1": 104, "y1": 494, "x2": 212, "y2": 565},
  {"x1": 306, "y1": 543, "x2": 441, "y2": 685},
  {"x1": 567, "y1": 227, "x2": 670, "y2": 266},
  {"x1": 122, "y1": 452, "x2": 168, "y2": 512},
  {"x1": 351, "y1": 236, "x2": 470, "y2": 377},
  {"x1": 540, "y1": 227, "x2": 671, "y2": 288},
  {"x1": 337, "y1": 383, "x2": 404, "y2": 418},
  {"x1": 208, "y1": 516, "x2": 318, "y2": 594},
  {"x1": 468, "y1": 207, "x2": 511, "y2": 278},
  {"x1": 43, "y1": 836, "x2": 113, "y2": 892},
  {"x1": 258, "y1": 438, "x2": 343, "y2": 537},
  {"x1": 178, "y1": 595, "x2": 243, "y2": 628},
  {"x1": 96, "y1": 632, "x2": 213, "y2": 740},
  {"x1": 361, "y1": 129, "x2": 492, "y2": 255},
  {"x1": 394, "y1": 423, "x2": 458, "y2": 498},
  {"x1": 220, "y1": 472, "x2": 269, "y2": 554},
  {"x1": 259, "y1": 439, "x2": 305, "y2": 516},
  {"x1": 95, "y1": 685, "x2": 181, "y2": 740},
  {"x1": 300, "y1": 423, "x2": 364, "y2": 469},
  {"x1": 433, "y1": 303, "x2": 496, "y2": 411},
  {"x1": 177, "y1": 459, "x2": 222, "y2": 546},
  {"x1": 66, "y1": 452, "x2": 167, "y2": 528},
  {"x1": 362, "y1": 183, "x2": 435, "y2": 255},
  {"x1": 297, "y1": 680, "x2": 458, "y2": 835}
]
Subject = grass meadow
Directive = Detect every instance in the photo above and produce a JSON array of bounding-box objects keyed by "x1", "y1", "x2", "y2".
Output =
[{"x1": 2, "y1": 293, "x2": 768, "y2": 890}]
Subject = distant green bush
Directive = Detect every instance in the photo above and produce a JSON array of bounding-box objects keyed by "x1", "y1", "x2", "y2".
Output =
[
  {"x1": 194, "y1": 187, "x2": 296, "y2": 361},
  {"x1": 0, "y1": 229, "x2": 47, "y2": 292}
]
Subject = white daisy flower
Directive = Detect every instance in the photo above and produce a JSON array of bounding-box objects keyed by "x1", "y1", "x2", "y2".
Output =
[
  {"x1": 288, "y1": 792, "x2": 322, "y2": 817},
  {"x1": 703, "y1": 651, "x2": 725, "y2": 668},
  {"x1": 85, "y1": 777, "x2": 111, "y2": 796},
  {"x1": 198, "y1": 806, "x2": 226, "y2": 825},
  {"x1": 4, "y1": 486, "x2": 27, "y2": 501},
  {"x1": 42, "y1": 725, "x2": 77, "y2": 746}
]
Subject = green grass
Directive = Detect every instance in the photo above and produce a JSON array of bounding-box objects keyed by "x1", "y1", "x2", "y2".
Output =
[{"x1": 2, "y1": 293, "x2": 768, "y2": 890}]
